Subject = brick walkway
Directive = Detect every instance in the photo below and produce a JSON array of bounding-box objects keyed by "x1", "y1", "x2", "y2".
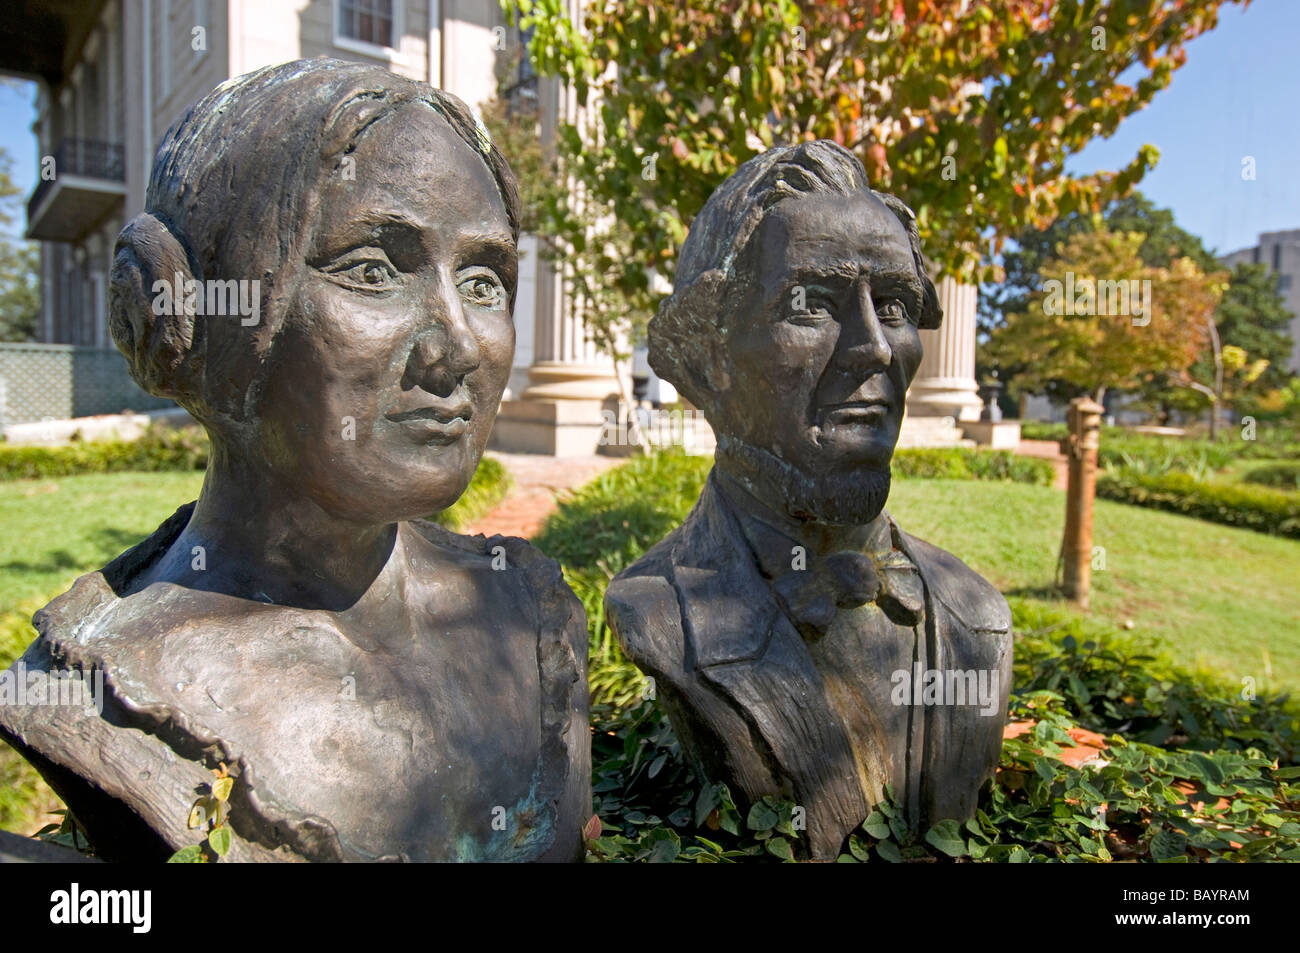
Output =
[{"x1": 465, "y1": 452, "x2": 623, "y2": 540}]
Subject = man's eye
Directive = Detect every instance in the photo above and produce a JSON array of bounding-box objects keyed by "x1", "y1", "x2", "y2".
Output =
[
  {"x1": 458, "y1": 268, "x2": 506, "y2": 310},
  {"x1": 789, "y1": 292, "x2": 835, "y2": 325},
  {"x1": 323, "y1": 253, "x2": 398, "y2": 292},
  {"x1": 874, "y1": 298, "x2": 909, "y2": 324}
]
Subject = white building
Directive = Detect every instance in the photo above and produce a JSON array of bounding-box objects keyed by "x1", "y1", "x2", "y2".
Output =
[{"x1": 1, "y1": 0, "x2": 988, "y2": 452}]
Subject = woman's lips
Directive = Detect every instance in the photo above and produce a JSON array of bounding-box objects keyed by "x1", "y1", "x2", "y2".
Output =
[{"x1": 385, "y1": 403, "x2": 473, "y2": 444}]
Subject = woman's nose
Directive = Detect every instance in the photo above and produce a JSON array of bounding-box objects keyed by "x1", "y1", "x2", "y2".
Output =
[{"x1": 401, "y1": 293, "x2": 481, "y2": 397}]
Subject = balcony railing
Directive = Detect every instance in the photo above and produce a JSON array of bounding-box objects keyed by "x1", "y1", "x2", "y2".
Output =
[
  {"x1": 27, "y1": 138, "x2": 125, "y2": 222},
  {"x1": 25, "y1": 138, "x2": 126, "y2": 243}
]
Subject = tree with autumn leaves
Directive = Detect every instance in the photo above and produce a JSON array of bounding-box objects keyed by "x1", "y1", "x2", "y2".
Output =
[
  {"x1": 501, "y1": 0, "x2": 1244, "y2": 358},
  {"x1": 983, "y1": 228, "x2": 1224, "y2": 412}
]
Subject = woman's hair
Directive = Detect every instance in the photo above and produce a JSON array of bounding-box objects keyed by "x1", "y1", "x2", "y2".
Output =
[{"x1": 109, "y1": 58, "x2": 520, "y2": 423}]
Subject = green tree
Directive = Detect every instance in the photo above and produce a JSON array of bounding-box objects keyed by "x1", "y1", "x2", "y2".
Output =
[
  {"x1": 505, "y1": 0, "x2": 1241, "y2": 359},
  {"x1": 984, "y1": 228, "x2": 1221, "y2": 405},
  {"x1": 0, "y1": 147, "x2": 38, "y2": 342},
  {"x1": 1211, "y1": 262, "x2": 1295, "y2": 395},
  {"x1": 983, "y1": 192, "x2": 1295, "y2": 428}
]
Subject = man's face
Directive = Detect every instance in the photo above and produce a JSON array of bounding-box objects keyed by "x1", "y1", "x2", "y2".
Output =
[
  {"x1": 254, "y1": 104, "x2": 516, "y2": 524},
  {"x1": 712, "y1": 190, "x2": 925, "y2": 480}
]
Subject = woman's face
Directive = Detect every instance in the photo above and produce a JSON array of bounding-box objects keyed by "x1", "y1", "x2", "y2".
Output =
[{"x1": 255, "y1": 104, "x2": 516, "y2": 524}]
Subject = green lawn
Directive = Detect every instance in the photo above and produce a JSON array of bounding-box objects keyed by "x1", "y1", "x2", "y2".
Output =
[
  {"x1": 888, "y1": 479, "x2": 1300, "y2": 693},
  {"x1": 1, "y1": 468, "x2": 1297, "y2": 835},
  {"x1": 0, "y1": 471, "x2": 205, "y2": 627},
  {"x1": 2, "y1": 472, "x2": 1296, "y2": 690}
]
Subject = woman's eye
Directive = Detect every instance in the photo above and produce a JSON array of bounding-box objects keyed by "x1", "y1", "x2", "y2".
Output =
[
  {"x1": 458, "y1": 269, "x2": 506, "y2": 310},
  {"x1": 323, "y1": 253, "x2": 398, "y2": 292},
  {"x1": 874, "y1": 298, "x2": 909, "y2": 324}
]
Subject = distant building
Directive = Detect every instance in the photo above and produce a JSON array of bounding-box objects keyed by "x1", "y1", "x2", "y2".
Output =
[{"x1": 1220, "y1": 229, "x2": 1300, "y2": 374}]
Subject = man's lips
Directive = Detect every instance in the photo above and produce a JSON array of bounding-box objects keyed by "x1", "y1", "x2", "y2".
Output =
[{"x1": 818, "y1": 399, "x2": 893, "y2": 425}]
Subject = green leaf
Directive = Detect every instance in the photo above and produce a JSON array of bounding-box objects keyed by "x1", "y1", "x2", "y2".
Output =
[
  {"x1": 848, "y1": 834, "x2": 871, "y2": 862},
  {"x1": 167, "y1": 844, "x2": 205, "y2": 864},
  {"x1": 862, "y1": 811, "x2": 891, "y2": 840},
  {"x1": 212, "y1": 776, "x2": 234, "y2": 802},
  {"x1": 644, "y1": 828, "x2": 680, "y2": 863},
  {"x1": 924, "y1": 819, "x2": 968, "y2": 858},
  {"x1": 208, "y1": 825, "x2": 232, "y2": 858},
  {"x1": 1149, "y1": 829, "x2": 1188, "y2": 861},
  {"x1": 747, "y1": 800, "x2": 779, "y2": 832},
  {"x1": 765, "y1": 837, "x2": 795, "y2": 861},
  {"x1": 875, "y1": 840, "x2": 902, "y2": 863}
]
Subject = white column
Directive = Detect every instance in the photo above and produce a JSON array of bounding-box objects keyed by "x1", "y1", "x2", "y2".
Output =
[{"x1": 906, "y1": 275, "x2": 983, "y2": 422}]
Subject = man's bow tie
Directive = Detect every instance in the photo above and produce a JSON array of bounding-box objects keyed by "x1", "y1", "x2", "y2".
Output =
[{"x1": 771, "y1": 549, "x2": 924, "y2": 639}]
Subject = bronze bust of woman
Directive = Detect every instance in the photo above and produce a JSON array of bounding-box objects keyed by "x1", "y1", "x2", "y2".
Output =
[{"x1": 0, "y1": 59, "x2": 589, "y2": 862}]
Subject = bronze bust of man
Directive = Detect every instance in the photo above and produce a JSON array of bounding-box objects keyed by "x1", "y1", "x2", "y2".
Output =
[
  {"x1": 0, "y1": 60, "x2": 589, "y2": 862},
  {"x1": 605, "y1": 141, "x2": 1012, "y2": 861}
]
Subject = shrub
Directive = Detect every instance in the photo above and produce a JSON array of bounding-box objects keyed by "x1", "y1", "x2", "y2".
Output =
[
  {"x1": 1097, "y1": 471, "x2": 1300, "y2": 539},
  {"x1": 534, "y1": 450, "x2": 710, "y2": 708},
  {"x1": 892, "y1": 448, "x2": 1055, "y2": 485},
  {"x1": 0, "y1": 425, "x2": 209, "y2": 480},
  {"x1": 1094, "y1": 433, "x2": 1236, "y2": 475},
  {"x1": 427, "y1": 456, "x2": 512, "y2": 532},
  {"x1": 1243, "y1": 462, "x2": 1300, "y2": 491}
]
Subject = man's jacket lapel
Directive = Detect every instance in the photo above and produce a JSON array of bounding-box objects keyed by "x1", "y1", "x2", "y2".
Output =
[{"x1": 669, "y1": 471, "x2": 868, "y2": 859}]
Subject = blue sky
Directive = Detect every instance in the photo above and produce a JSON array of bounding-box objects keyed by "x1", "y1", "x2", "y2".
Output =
[{"x1": 1, "y1": 0, "x2": 1296, "y2": 252}]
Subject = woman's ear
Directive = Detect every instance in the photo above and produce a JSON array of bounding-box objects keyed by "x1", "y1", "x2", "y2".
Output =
[
  {"x1": 648, "y1": 268, "x2": 731, "y2": 406},
  {"x1": 109, "y1": 213, "x2": 201, "y2": 399}
]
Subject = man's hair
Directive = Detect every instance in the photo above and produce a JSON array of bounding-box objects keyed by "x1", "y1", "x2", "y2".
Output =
[{"x1": 649, "y1": 140, "x2": 940, "y2": 408}]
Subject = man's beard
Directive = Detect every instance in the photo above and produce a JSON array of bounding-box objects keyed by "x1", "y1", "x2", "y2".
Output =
[{"x1": 715, "y1": 433, "x2": 892, "y2": 526}]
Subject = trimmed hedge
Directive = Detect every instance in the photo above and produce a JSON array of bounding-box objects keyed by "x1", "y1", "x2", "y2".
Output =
[
  {"x1": 892, "y1": 447, "x2": 1055, "y2": 485},
  {"x1": 0, "y1": 425, "x2": 209, "y2": 480},
  {"x1": 1097, "y1": 471, "x2": 1300, "y2": 539},
  {"x1": 1244, "y1": 462, "x2": 1300, "y2": 491},
  {"x1": 1019, "y1": 422, "x2": 1068, "y2": 442}
]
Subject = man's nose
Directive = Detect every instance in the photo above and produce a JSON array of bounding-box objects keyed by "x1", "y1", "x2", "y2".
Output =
[
  {"x1": 401, "y1": 287, "x2": 481, "y2": 397},
  {"x1": 835, "y1": 283, "x2": 893, "y2": 372}
]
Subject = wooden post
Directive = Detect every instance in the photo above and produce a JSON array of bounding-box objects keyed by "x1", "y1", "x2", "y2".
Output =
[{"x1": 1061, "y1": 397, "x2": 1104, "y2": 608}]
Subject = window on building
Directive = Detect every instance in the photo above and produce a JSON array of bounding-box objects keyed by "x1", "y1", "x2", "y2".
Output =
[
  {"x1": 504, "y1": 25, "x2": 538, "y2": 118},
  {"x1": 338, "y1": 0, "x2": 396, "y2": 50},
  {"x1": 1279, "y1": 274, "x2": 1293, "y2": 294}
]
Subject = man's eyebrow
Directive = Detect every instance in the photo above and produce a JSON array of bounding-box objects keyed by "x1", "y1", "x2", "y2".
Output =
[{"x1": 783, "y1": 260, "x2": 862, "y2": 283}]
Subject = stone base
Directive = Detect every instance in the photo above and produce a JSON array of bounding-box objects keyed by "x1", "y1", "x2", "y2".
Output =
[
  {"x1": 961, "y1": 420, "x2": 1022, "y2": 449},
  {"x1": 489, "y1": 398, "x2": 612, "y2": 456},
  {"x1": 906, "y1": 376, "x2": 985, "y2": 424},
  {"x1": 897, "y1": 414, "x2": 975, "y2": 449}
]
